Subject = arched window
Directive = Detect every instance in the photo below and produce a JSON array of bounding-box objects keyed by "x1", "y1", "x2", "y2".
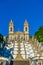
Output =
[
  {"x1": 10, "y1": 37, "x2": 12, "y2": 41},
  {"x1": 26, "y1": 27, "x2": 27, "y2": 31},
  {"x1": 10, "y1": 27, "x2": 12, "y2": 32}
]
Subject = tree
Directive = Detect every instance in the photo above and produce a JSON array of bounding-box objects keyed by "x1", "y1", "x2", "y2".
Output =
[
  {"x1": 0, "y1": 34, "x2": 3, "y2": 48},
  {"x1": 0, "y1": 34, "x2": 3, "y2": 42},
  {"x1": 29, "y1": 36, "x2": 32, "y2": 38},
  {"x1": 34, "y1": 26, "x2": 43, "y2": 43}
]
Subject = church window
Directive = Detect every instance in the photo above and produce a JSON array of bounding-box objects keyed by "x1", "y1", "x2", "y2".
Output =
[
  {"x1": 26, "y1": 27, "x2": 27, "y2": 31},
  {"x1": 10, "y1": 27, "x2": 12, "y2": 31},
  {"x1": 10, "y1": 37, "x2": 12, "y2": 41}
]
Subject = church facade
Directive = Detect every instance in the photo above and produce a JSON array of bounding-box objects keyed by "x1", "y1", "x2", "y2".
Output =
[{"x1": 8, "y1": 20, "x2": 29, "y2": 42}]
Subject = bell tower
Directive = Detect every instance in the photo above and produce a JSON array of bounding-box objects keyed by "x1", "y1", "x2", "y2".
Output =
[
  {"x1": 24, "y1": 20, "x2": 29, "y2": 41},
  {"x1": 8, "y1": 19, "x2": 14, "y2": 41},
  {"x1": 9, "y1": 19, "x2": 14, "y2": 33}
]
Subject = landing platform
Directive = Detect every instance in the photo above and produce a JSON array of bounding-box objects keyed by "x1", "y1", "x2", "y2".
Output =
[{"x1": 13, "y1": 60, "x2": 30, "y2": 65}]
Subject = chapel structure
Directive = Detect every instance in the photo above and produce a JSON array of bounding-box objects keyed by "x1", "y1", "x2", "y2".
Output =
[{"x1": 8, "y1": 19, "x2": 29, "y2": 42}]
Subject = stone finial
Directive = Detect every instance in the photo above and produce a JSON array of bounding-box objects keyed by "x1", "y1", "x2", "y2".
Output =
[{"x1": 24, "y1": 19, "x2": 28, "y2": 26}]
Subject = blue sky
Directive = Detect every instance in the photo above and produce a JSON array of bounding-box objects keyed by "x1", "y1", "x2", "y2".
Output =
[{"x1": 0, "y1": 0, "x2": 43, "y2": 36}]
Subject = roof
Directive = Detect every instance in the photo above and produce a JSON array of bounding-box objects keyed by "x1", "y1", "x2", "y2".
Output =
[
  {"x1": 9, "y1": 19, "x2": 14, "y2": 26},
  {"x1": 24, "y1": 20, "x2": 28, "y2": 26},
  {"x1": 15, "y1": 31, "x2": 24, "y2": 35}
]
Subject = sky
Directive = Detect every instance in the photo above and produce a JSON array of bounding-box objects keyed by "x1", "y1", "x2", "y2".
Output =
[{"x1": 0, "y1": 0, "x2": 43, "y2": 36}]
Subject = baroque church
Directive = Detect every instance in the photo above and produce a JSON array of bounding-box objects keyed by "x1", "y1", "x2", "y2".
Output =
[
  {"x1": 8, "y1": 20, "x2": 29, "y2": 41},
  {"x1": 8, "y1": 19, "x2": 29, "y2": 42}
]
